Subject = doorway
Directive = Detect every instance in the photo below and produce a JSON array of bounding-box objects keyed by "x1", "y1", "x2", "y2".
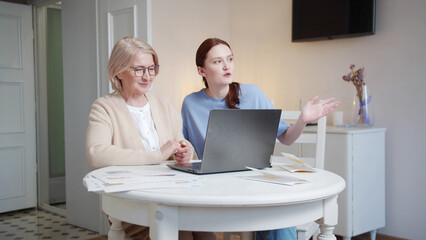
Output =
[{"x1": 34, "y1": 1, "x2": 66, "y2": 216}]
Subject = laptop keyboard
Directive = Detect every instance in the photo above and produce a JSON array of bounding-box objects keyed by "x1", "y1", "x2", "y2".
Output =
[{"x1": 191, "y1": 162, "x2": 202, "y2": 171}]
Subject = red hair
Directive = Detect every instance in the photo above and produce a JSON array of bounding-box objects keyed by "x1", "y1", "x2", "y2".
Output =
[{"x1": 196, "y1": 38, "x2": 241, "y2": 109}]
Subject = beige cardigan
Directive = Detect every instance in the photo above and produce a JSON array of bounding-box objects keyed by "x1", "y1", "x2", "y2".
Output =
[{"x1": 86, "y1": 90, "x2": 190, "y2": 169}]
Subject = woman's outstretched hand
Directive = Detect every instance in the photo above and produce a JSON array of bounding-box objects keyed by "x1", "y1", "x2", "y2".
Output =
[
  {"x1": 278, "y1": 96, "x2": 339, "y2": 146},
  {"x1": 300, "y1": 96, "x2": 340, "y2": 124}
]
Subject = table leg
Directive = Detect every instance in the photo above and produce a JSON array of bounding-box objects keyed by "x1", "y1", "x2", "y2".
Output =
[
  {"x1": 149, "y1": 204, "x2": 179, "y2": 240},
  {"x1": 370, "y1": 229, "x2": 377, "y2": 240},
  {"x1": 317, "y1": 196, "x2": 339, "y2": 240},
  {"x1": 108, "y1": 216, "x2": 125, "y2": 240},
  {"x1": 318, "y1": 224, "x2": 336, "y2": 240}
]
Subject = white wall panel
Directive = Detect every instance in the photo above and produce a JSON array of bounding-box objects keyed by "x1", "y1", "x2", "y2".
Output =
[
  {"x1": 0, "y1": 83, "x2": 24, "y2": 133},
  {"x1": 0, "y1": 14, "x2": 22, "y2": 68},
  {"x1": 0, "y1": 146, "x2": 25, "y2": 199},
  {"x1": 108, "y1": 7, "x2": 135, "y2": 52}
]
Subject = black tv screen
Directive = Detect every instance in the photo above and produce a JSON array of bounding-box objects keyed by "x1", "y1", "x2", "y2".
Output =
[{"x1": 292, "y1": 0, "x2": 376, "y2": 42}]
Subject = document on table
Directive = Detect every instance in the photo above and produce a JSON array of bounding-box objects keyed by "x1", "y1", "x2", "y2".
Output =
[
  {"x1": 241, "y1": 167, "x2": 309, "y2": 186},
  {"x1": 83, "y1": 168, "x2": 203, "y2": 193},
  {"x1": 276, "y1": 152, "x2": 317, "y2": 173}
]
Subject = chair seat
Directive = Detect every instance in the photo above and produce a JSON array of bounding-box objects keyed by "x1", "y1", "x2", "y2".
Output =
[{"x1": 297, "y1": 222, "x2": 319, "y2": 240}]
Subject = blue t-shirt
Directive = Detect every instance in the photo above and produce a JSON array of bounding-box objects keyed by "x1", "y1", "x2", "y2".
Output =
[
  {"x1": 182, "y1": 84, "x2": 296, "y2": 239},
  {"x1": 182, "y1": 84, "x2": 289, "y2": 159}
]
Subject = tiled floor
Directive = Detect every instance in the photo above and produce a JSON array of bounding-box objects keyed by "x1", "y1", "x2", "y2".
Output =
[
  {"x1": 0, "y1": 208, "x2": 396, "y2": 240},
  {"x1": 0, "y1": 208, "x2": 100, "y2": 240}
]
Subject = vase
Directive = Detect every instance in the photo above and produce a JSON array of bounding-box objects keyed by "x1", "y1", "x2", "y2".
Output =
[{"x1": 351, "y1": 85, "x2": 373, "y2": 127}]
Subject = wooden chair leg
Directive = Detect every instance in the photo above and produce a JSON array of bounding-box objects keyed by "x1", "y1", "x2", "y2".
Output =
[
  {"x1": 240, "y1": 232, "x2": 253, "y2": 240},
  {"x1": 223, "y1": 232, "x2": 253, "y2": 240}
]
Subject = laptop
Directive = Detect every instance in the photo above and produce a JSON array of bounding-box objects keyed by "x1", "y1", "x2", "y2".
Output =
[{"x1": 167, "y1": 109, "x2": 281, "y2": 174}]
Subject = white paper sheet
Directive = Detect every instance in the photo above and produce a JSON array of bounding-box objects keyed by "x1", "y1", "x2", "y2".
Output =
[{"x1": 83, "y1": 168, "x2": 203, "y2": 193}]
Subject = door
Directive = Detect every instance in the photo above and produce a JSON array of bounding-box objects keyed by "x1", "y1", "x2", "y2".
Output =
[{"x1": 0, "y1": 1, "x2": 36, "y2": 213}]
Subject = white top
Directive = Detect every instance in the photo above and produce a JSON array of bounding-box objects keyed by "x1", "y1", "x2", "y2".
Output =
[{"x1": 127, "y1": 103, "x2": 160, "y2": 152}]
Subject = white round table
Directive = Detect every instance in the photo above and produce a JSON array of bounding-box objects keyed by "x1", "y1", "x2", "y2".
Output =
[{"x1": 89, "y1": 164, "x2": 345, "y2": 240}]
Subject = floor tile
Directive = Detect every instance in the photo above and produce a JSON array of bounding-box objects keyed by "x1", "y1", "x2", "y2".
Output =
[{"x1": 0, "y1": 208, "x2": 100, "y2": 240}]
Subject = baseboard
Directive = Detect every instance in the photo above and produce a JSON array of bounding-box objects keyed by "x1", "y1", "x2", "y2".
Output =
[
  {"x1": 49, "y1": 176, "x2": 66, "y2": 204},
  {"x1": 376, "y1": 233, "x2": 408, "y2": 240},
  {"x1": 337, "y1": 232, "x2": 408, "y2": 240}
]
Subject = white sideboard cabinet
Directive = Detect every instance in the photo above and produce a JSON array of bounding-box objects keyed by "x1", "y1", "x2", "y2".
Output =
[{"x1": 304, "y1": 126, "x2": 386, "y2": 240}]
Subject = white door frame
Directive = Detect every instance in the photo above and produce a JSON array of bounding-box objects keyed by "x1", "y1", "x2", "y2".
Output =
[{"x1": 33, "y1": 1, "x2": 65, "y2": 217}]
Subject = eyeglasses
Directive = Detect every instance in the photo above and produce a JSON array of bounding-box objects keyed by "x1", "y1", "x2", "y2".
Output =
[{"x1": 129, "y1": 65, "x2": 159, "y2": 77}]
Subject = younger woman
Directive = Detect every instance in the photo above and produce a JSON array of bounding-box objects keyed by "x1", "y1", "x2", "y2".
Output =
[{"x1": 182, "y1": 38, "x2": 339, "y2": 240}]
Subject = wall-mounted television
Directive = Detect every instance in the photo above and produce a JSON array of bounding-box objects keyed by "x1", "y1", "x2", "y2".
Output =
[{"x1": 292, "y1": 0, "x2": 376, "y2": 42}]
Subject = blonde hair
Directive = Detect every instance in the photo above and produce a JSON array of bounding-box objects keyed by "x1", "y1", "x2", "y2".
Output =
[{"x1": 107, "y1": 36, "x2": 159, "y2": 92}]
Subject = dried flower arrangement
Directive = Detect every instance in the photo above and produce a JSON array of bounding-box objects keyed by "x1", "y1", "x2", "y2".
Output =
[{"x1": 342, "y1": 64, "x2": 371, "y2": 125}]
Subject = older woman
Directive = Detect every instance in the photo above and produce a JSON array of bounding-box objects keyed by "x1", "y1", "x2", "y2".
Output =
[
  {"x1": 86, "y1": 36, "x2": 214, "y2": 240},
  {"x1": 86, "y1": 36, "x2": 192, "y2": 168}
]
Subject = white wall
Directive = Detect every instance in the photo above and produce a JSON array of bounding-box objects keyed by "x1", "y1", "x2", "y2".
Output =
[
  {"x1": 62, "y1": 0, "x2": 101, "y2": 232},
  {"x1": 152, "y1": 0, "x2": 426, "y2": 239},
  {"x1": 151, "y1": 0, "x2": 230, "y2": 109}
]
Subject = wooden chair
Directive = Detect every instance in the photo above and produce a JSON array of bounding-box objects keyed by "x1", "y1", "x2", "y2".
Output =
[
  {"x1": 223, "y1": 111, "x2": 327, "y2": 240},
  {"x1": 271, "y1": 111, "x2": 327, "y2": 240},
  {"x1": 272, "y1": 110, "x2": 326, "y2": 169}
]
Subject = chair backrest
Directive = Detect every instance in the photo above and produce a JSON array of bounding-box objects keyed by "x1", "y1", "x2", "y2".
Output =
[{"x1": 271, "y1": 111, "x2": 326, "y2": 169}]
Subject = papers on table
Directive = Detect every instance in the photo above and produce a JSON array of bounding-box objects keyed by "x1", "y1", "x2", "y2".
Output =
[
  {"x1": 242, "y1": 167, "x2": 309, "y2": 186},
  {"x1": 279, "y1": 164, "x2": 316, "y2": 173},
  {"x1": 276, "y1": 152, "x2": 317, "y2": 173},
  {"x1": 83, "y1": 168, "x2": 203, "y2": 193}
]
